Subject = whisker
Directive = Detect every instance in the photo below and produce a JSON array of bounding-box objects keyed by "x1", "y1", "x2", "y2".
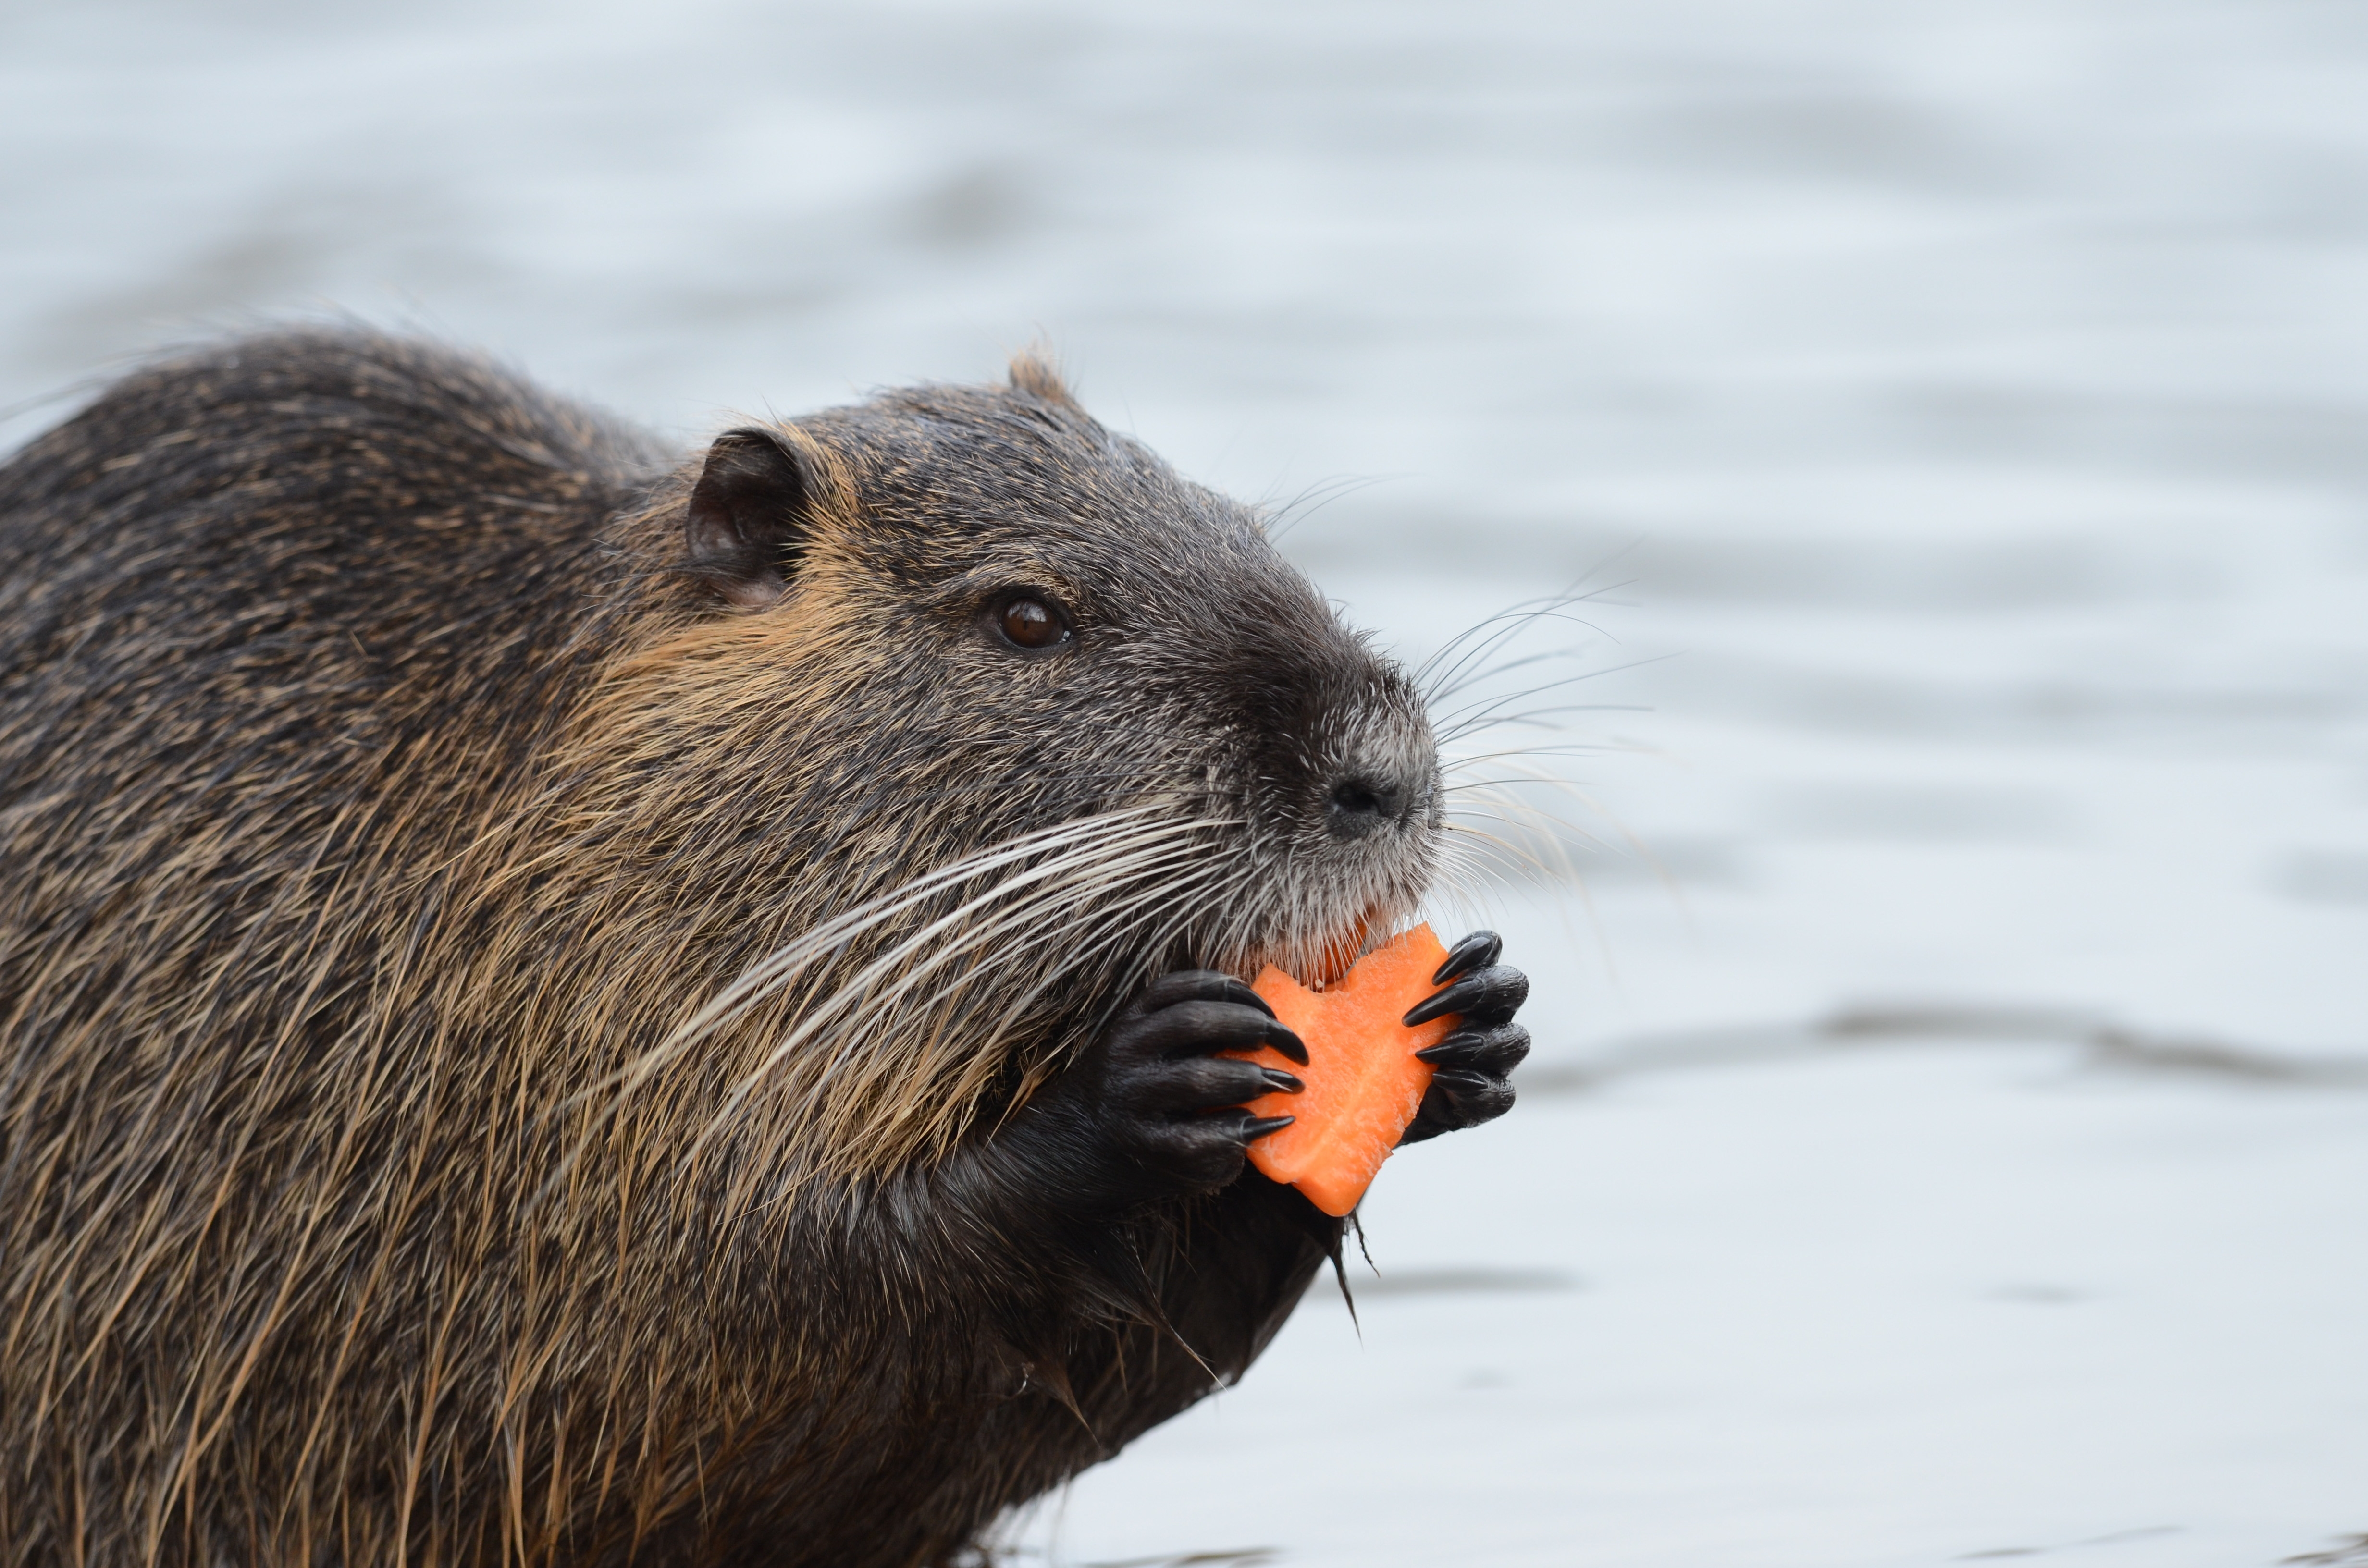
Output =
[
  {"x1": 945, "y1": 861, "x2": 1241, "y2": 1112},
  {"x1": 806, "y1": 841, "x2": 1232, "y2": 1092},
  {"x1": 758, "y1": 860, "x2": 1235, "y2": 1171},
  {"x1": 556, "y1": 808, "x2": 1180, "y2": 1126},
  {"x1": 692, "y1": 821, "x2": 1239, "y2": 1162},
  {"x1": 718, "y1": 845, "x2": 1244, "y2": 1203},
  {"x1": 1418, "y1": 604, "x2": 1614, "y2": 704},
  {"x1": 1428, "y1": 653, "x2": 1667, "y2": 743},
  {"x1": 1411, "y1": 588, "x2": 1594, "y2": 683},
  {"x1": 1439, "y1": 757, "x2": 1609, "y2": 787},
  {"x1": 1437, "y1": 702, "x2": 1653, "y2": 744},
  {"x1": 1423, "y1": 642, "x2": 1592, "y2": 704},
  {"x1": 1441, "y1": 820, "x2": 1579, "y2": 886},
  {"x1": 1411, "y1": 587, "x2": 1619, "y2": 701},
  {"x1": 1259, "y1": 473, "x2": 1399, "y2": 543}
]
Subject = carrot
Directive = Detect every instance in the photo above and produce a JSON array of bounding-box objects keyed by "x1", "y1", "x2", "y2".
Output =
[{"x1": 1225, "y1": 924, "x2": 1458, "y2": 1216}]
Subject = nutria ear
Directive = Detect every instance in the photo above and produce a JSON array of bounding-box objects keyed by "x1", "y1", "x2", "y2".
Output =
[
  {"x1": 684, "y1": 426, "x2": 814, "y2": 609},
  {"x1": 1007, "y1": 349, "x2": 1080, "y2": 410}
]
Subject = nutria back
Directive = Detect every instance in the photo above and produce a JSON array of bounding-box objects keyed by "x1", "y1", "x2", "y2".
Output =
[{"x1": 0, "y1": 331, "x2": 1528, "y2": 1566}]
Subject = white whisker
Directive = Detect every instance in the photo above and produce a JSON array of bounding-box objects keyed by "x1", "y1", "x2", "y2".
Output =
[
  {"x1": 690, "y1": 820, "x2": 1239, "y2": 1160},
  {"x1": 607, "y1": 808, "x2": 1175, "y2": 1093}
]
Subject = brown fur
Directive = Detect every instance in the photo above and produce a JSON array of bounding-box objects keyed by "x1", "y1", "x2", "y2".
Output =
[{"x1": 0, "y1": 331, "x2": 1442, "y2": 1566}]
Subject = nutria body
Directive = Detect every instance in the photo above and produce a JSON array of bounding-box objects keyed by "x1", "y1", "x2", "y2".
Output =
[{"x1": 0, "y1": 331, "x2": 1528, "y2": 1567}]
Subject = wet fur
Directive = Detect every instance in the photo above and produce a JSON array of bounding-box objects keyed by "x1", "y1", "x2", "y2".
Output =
[{"x1": 0, "y1": 333, "x2": 1442, "y2": 1565}]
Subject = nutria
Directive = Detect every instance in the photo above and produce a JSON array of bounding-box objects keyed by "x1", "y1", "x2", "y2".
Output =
[{"x1": 0, "y1": 330, "x2": 1530, "y2": 1567}]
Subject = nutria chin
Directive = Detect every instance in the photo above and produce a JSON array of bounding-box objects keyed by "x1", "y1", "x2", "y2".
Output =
[{"x1": 0, "y1": 331, "x2": 1531, "y2": 1568}]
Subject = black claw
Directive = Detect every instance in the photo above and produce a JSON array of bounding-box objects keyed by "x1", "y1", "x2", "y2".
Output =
[
  {"x1": 1416, "y1": 1022, "x2": 1530, "y2": 1074},
  {"x1": 1135, "y1": 999, "x2": 1304, "y2": 1063},
  {"x1": 1433, "y1": 929, "x2": 1503, "y2": 986},
  {"x1": 1404, "y1": 963, "x2": 1528, "y2": 1028},
  {"x1": 1262, "y1": 1022, "x2": 1309, "y2": 1066},
  {"x1": 1240, "y1": 1114, "x2": 1295, "y2": 1142},
  {"x1": 1229, "y1": 980, "x2": 1278, "y2": 1020},
  {"x1": 1137, "y1": 970, "x2": 1276, "y2": 1018},
  {"x1": 1403, "y1": 992, "x2": 1449, "y2": 1026},
  {"x1": 1259, "y1": 1067, "x2": 1305, "y2": 1094}
]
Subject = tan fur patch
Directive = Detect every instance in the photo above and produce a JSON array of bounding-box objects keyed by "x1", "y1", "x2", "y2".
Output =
[{"x1": 1006, "y1": 347, "x2": 1079, "y2": 409}]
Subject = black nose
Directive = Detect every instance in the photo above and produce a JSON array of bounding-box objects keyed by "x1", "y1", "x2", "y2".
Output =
[{"x1": 1326, "y1": 772, "x2": 1412, "y2": 839}]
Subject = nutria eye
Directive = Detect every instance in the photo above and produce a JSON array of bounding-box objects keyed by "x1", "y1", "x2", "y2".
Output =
[{"x1": 997, "y1": 596, "x2": 1071, "y2": 651}]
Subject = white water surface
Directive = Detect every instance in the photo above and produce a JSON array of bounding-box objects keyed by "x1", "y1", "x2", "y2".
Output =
[{"x1": 4, "y1": 2, "x2": 2364, "y2": 1564}]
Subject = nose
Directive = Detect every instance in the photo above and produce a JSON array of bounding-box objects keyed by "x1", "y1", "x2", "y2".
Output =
[{"x1": 1325, "y1": 767, "x2": 1420, "y2": 839}]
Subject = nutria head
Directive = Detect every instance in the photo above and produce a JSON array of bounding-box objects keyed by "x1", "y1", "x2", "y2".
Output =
[{"x1": 459, "y1": 353, "x2": 1442, "y2": 1188}]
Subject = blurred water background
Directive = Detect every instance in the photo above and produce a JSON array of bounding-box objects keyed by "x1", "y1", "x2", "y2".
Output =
[{"x1": 4, "y1": 2, "x2": 2365, "y2": 1564}]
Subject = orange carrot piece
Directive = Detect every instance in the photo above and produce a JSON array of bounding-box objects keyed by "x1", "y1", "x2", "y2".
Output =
[{"x1": 1226, "y1": 923, "x2": 1458, "y2": 1216}]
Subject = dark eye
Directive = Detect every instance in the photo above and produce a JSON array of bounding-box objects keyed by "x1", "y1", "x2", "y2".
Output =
[{"x1": 996, "y1": 596, "x2": 1071, "y2": 651}]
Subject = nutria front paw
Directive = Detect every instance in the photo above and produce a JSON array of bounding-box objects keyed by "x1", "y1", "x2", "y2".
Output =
[
  {"x1": 1398, "y1": 930, "x2": 1529, "y2": 1145},
  {"x1": 1015, "y1": 971, "x2": 1307, "y2": 1211}
]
